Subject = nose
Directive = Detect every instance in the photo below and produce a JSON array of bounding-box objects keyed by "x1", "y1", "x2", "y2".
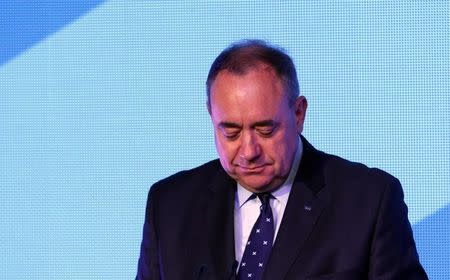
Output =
[{"x1": 239, "y1": 132, "x2": 261, "y2": 163}]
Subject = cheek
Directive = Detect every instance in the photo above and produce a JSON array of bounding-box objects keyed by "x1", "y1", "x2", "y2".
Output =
[
  {"x1": 215, "y1": 137, "x2": 238, "y2": 163},
  {"x1": 264, "y1": 137, "x2": 295, "y2": 167}
]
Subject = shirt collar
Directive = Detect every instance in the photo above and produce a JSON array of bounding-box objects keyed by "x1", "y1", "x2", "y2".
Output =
[{"x1": 236, "y1": 137, "x2": 303, "y2": 208}]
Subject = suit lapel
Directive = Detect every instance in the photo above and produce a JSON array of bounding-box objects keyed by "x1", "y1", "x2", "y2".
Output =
[
  {"x1": 203, "y1": 165, "x2": 237, "y2": 279},
  {"x1": 263, "y1": 137, "x2": 330, "y2": 280}
]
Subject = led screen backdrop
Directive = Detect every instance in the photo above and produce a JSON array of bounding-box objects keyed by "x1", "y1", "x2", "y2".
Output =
[{"x1": 1, "y1": 1, "x2": 448, "y2": 279}]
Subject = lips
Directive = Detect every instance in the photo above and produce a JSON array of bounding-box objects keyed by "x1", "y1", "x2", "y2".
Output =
[{"x1": 237, "y1": 165, "x2": 266, "y2": 174}]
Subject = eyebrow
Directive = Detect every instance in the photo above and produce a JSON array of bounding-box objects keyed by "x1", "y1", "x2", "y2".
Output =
[
  {"x1": 218, "y1": 122, "x2": 242, "y2": 129},
  {"x1": 218, "y1": 120, "x2": 277, "y2": 129},
  {"x1": 253, "y1": 120, "x2": 276, "y2": 127}
]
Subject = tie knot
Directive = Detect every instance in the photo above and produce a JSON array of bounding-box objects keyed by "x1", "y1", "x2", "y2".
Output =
[{"x1": 256, "y1": 192, "x2": 272, "y2": 206}]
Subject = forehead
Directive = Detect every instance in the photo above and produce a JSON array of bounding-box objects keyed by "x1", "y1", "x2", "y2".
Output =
[
  {"x1": 209, "y1": 67, "x2": 290, "y2": 124},
  {"x1": 211, "y1": 65, "x2": 285, "y2": 98},
  {"x1": 213, "y1": 63, "x2": 283, "y2": 87}
]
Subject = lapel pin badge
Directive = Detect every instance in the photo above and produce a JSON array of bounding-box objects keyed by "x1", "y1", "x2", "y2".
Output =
[{"x1": 304, "y1": 205, "x2": 312, "y2": 211}]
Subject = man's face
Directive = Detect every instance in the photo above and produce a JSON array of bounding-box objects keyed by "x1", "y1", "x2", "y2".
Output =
[{"x1": 209, "y1": 66, "x2": 307, "y2": 193}]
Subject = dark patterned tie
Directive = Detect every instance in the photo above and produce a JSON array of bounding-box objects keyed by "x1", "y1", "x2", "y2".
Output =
[{"x1": 237, "y1": 192, "x2": 274, "y2": 280}]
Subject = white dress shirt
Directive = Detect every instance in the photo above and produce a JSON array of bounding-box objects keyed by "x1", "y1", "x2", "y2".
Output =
[{"x1": 234, "y1": 139, "x2": 303, "y2": 265}]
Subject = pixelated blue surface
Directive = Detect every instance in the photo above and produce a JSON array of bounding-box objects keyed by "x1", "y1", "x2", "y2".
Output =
[
  {"x1": 413, "y1": 205, "x2": 450, "y2": 280},
  {"x1": 0, "y1": 0, "x2": 105, "y2": 65},
  {"x1": 1, "y1": 1, "x2": 448, "y2": 279}
]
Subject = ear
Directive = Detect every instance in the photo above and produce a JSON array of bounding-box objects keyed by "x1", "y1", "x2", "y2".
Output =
[{"x1": 293, "y1": 96, "x2": 308, "y2": 134}]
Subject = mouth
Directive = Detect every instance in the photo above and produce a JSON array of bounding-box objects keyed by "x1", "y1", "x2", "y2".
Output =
[{"x1": 237, "y1": 165, "x2": 266, "y2": 174}]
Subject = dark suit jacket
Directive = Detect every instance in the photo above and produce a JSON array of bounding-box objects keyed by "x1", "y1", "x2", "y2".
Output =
[{"x1": 136, "y1": 137, "x2": 428, "y2": 279}]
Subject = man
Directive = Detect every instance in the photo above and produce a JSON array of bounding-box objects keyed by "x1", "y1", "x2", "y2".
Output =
[{"x1": 136, "y1": 40, "x2": 428, "y2": 279}]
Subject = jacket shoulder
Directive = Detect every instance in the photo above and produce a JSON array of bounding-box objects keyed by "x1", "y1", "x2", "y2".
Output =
[
  {"x1": 319, "y1": 153, "x2": 402, "y2": 203},
  {"x1": 326, "y1": 154, "x2": 398, "y2": 185},
  {"x1": 300, "y1": 136, "x2": 398, "y2": 191},
  {"x1": 149, "y1": 159, "x2": 224, "y2": 198}
]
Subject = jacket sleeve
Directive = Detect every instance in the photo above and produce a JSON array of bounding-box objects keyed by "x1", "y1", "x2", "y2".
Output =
[
  {"x1": 368, "y1": 175, "x2": 428, "y2": 280},
  {"x1": 136, "y1": 187, "x2": 161, "y2": 280}
]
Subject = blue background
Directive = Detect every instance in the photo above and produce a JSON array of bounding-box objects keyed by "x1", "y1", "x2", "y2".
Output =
[{"x1": 1, "y1": 1, "x2": 448, "y2": 279}]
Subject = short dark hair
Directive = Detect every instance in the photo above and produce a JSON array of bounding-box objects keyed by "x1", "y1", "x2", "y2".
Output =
[{"x1": 206, "y1": 39, "x2": 300, "y2": 109}]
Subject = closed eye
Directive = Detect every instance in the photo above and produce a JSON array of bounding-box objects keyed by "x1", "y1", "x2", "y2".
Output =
[
  {"x1": 253, "y1": 120, "x2": 278, "y2": 137},
  {"x1": 257, "y1": 128, "x2": 274, "y2": 137},
  {"x1": 259, "y1": 128, "x2": 273, "y2": 134},
  {"x1": 255, "y1": 122, "x2": 277, "y2": 137},
  {"x1": 221, "y1": 128, "x2": 241, "y2": 139},
  {"x1": 218, "y1": 122, "x2": 242, "y2": 139}
]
